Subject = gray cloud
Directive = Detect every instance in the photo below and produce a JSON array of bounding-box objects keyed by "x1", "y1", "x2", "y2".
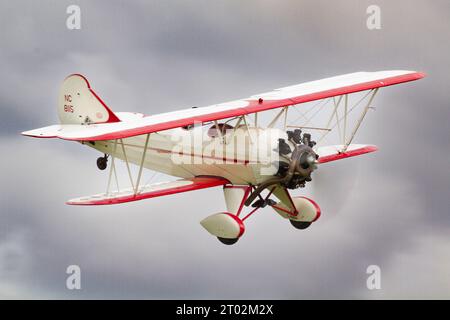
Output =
[{"x1": 0, "y1": 0, "x2": 449, "y2": 299}]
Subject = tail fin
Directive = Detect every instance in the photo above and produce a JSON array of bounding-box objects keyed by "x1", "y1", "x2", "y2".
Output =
[{"x1": 58, "y1": 74, "x2": 120, "y2": 124}]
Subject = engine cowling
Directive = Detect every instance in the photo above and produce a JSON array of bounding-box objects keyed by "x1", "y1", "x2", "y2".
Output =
[{"x1": 244, "y1": 129, "x2": 318, "y2": 207}]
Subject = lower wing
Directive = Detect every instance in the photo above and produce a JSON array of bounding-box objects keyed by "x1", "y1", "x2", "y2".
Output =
[{"x1": 67, "y1": 176, "x2": 229, "y2": 205}]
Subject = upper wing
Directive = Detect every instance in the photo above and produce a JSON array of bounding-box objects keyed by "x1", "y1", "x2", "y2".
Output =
[
  {"x1": 66, "y1": 176, "x2": 229, "y2": 205},
  {"x1": 22, "y1": 70, "x2": 424, "y2": 141}
]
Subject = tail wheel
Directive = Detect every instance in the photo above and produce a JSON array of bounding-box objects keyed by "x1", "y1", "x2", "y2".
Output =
[
  {"x1": 289, "y1": 220, "x2": 312, "y2": 230},
  {"x1": 217, "y1": 237, "x2": 239, "y2": 245},
  {"x1": 96, "y1": 155, "x2": 108, "y2": 170}
]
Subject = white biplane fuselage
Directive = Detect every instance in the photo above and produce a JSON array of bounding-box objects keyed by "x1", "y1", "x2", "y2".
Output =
[
  {"x1": 87, "y1": 115, "x2": 283, "y2": 186},
  {"x1": 22, "y1": 70, "x2": 424, "y2": 244}
]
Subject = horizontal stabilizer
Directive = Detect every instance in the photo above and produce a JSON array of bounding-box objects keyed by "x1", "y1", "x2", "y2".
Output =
[
  {"x1": 22, "y1": 124, "x2": 78, "y2": 138},
  {"x1": 67, "y1": 176, "x2": 229, "y2": 205},
  {"x1": 316, "y1": 144, "x2": 378, "y2": 164}
]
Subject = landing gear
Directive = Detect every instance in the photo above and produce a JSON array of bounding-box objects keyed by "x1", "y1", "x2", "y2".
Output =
[
  {"x1": 251, "y1": 198, "x2": 276, "y2": 208},
  {"x1": 96, "y1": 154, "x2": 108, "y2": 170},
  {"x1": 289, "y1": 220, "x2": 311, "y2": 230},
  {"x1": 217, "y1": 237, "x2": 239, "y2": 245}
]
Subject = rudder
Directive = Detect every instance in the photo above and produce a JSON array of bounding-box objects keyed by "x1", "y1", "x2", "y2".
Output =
[{"x1": 58, "y1": 74, "x2": 120, "y2": 124}]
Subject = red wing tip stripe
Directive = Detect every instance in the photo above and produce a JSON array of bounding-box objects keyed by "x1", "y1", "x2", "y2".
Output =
[
  {"x1": 411, "y1": 71, "x2": 426, "y2": 79},
  {"x1": 382, "y1": 72, "x2": 426, "y2": 83},
  {"x1": 318, "y1": 146, "x2": 378, "y2": 164}
]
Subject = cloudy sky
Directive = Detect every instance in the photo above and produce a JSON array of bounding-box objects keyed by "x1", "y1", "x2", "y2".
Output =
[{"x1": 0, "y1": 0, "x2": 449, "y2": 299}]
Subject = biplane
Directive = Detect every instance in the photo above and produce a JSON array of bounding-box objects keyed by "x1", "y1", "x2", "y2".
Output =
[{"x1": 22, "y1": 70, "x2": 424, "y2": 244}]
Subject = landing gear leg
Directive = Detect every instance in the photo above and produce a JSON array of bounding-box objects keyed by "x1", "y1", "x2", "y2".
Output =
[{"x1": 97, "y1": 154, "x2": 108, "y2": 170}]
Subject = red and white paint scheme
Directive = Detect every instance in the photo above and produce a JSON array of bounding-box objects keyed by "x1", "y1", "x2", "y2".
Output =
[{"x1": 22, "y1": 70, "x2": 424, "y2": 245}]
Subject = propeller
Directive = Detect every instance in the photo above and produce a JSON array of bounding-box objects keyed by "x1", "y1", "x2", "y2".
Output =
[{"x1": 244, "y1": 130, "x2": 319, "y2": 206}]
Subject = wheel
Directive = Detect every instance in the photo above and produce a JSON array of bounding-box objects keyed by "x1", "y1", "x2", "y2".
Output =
[
  {"x1": 217, "y1": 237, "x2": 239, "y2": 245},
  {"x1": 96, "y1": 156, "x2": 108, "y2": 170},
  {"x1": 289, "y1": 220, "x2": 312, "y2": 230}
]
